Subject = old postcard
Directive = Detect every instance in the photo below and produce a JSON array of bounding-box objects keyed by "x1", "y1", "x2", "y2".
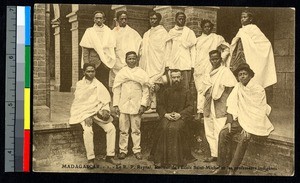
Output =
[{"x1": 32, "y1": 4, "x2": 294, "y2": 176}]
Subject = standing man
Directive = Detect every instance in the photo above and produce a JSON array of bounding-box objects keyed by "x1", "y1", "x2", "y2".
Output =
[
  {"x1": 80, "y1": 11, "x2": 116, "y2": 89},
  {"x1": 167, "y1": 12, "x2": 197, "y2": 89},
  {"x1": 113, "y1": 51, "x2": 150, "y2": 160},
  {"x1": 229, "y1": 10, "x2": 277, "y2": 89},
  {"x1": 202, "y1": 50, "x2": 237, "y2": 162},
  {"x1": 110, "y1": 11, "x2": 142, "y2": 92},
  {"x1": 69, "y1": 63, "x2": 120, "y2": 168},
  {"x1": 213, "y1": 63, "x2": 274, "y2": 175},
  {"x1": 194, "y1": 19, "x2": 230, "y2": 119},
  {"x1": 139, "y1": 11, "x2": 170, "y2": 113}
]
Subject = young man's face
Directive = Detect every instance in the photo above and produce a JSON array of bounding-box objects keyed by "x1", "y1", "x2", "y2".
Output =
[
  {"x1": 202, "y1": 22, "x2": 212, "y2": 35},
  {"x1": 238, "y1": 70, "x2": 251, "y2": 86},
  {"x1": 170, "y1": 71, "x2": 182, "y2": 86},
  {"x1": 94, "y1": 13, "x2": 105, "y2": 27},
  {"x1": 118, "y1": 14, "x2": 127, "y2": 27},
  {"x1": 241, "y1": 12, "x2": 252, "y2": 26},
  {"x1": 126, "y1": 54, "x2": 137, "y2": 68},
  {"x1": 209, "y1": 53, "x2": 222, "y2": 69},
  {"x1": 84, "y1": 66, "x2": 96, "y2": 81},
  {"x1": 175, "y1": 14, "x2": 186, "y2": 27},
  {"x1": 149, "y1": 14, "x2": 159, "y2": 27}
]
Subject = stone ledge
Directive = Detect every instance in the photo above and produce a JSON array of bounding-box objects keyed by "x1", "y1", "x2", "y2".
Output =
[{"x1": 34, "y1": 113, "x2": 160, "y2": 132}]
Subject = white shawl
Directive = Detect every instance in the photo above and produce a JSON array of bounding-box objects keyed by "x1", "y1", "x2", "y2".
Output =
[
  {"x1": 80, "y1": 24, "x2": 116, "y2": 69},
  {"x1": 227, "y1": 79, "x2": 274, "y2": 136},
  {"x1": 230, "y1": 24, "x2": 277, "y2": 88}
]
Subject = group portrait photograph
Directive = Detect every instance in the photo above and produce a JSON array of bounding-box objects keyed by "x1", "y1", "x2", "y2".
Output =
[{"x1": 32, "y1": 4, "x2": 295, "y2": 176}]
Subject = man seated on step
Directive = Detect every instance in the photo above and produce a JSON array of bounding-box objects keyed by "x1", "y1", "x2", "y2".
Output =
[
  {"x1": 69, "y1": 63, "x2": 120, "y2": 168},
  {"x1": 213, "y1": 63, "x2": 274, "y2": 175}
]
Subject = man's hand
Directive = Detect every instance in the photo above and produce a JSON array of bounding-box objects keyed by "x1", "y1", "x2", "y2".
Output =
[
  {"x1": 164, "y1": 113, "x2": 175, "y2": 121},
  {"x1": 222, "y1": 123, "x2": 231, "y2": 133},
  {"x1": 241, "y1": 130, "x2": 251, "y2": 139},
  {"x1": 172, "y1": 112, "x2": 181, "y2": 121},
  {"x1": 114, "y1": 106, "x2": 120, "y2": 116},
  {"x1": 101, "y1": 110, "x2": 110, "y2": 121},
  {"x1": 138, "y1": 105, "x2": 146, "y2": 115},
  {"x1": 85, "y1": 117, "x2": 93, "y2": 127},
  {"x1": 154, "y1": 83, "x2": 160, "y2": 92}
]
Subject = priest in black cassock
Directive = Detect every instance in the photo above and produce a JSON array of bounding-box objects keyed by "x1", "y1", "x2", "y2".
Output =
[{"x1": 149, "y1": 69, "x2": 197, "y2": 168}]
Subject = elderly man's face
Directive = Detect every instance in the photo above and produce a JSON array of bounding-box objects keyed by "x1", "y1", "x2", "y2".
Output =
[
  {"x1": 94, "y1": 13, "x2": 105, "y2": 27},
  {"x1": 241, "y1": 12, "x2": 252, "y2": 26},
  {"x1": 149, "y1": 15, "x2": 159, "y2": 27},
  {"x1": 118, "y1": 14, "x2": 127, "y2": 27},
  {"x1": 170, "y1": 71, "x2": 182, "y2": 86},
  {"x1": 238, "y1": 70, "x2": 251, "y2": 86},
  {"x1": 84, "y1": 66, "x2": 96, "y2": 81},
  {"x1": 209, "y1": 53, "x2": 222, "y2": 69},
  {"x1": 176, "y1": 14, "x2": 186, "y2": 27}
]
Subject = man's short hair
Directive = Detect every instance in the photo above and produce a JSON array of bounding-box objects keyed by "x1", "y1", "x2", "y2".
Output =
[
  {"x1": 209, "y1": 50, "x2": 221, "y2": 58},
  {"x1": 125, "y1": 51, "x2": 137, "y2": 59},
  {"x1": 200, "y1": 19, "x2": 214, "y2": 29},
  {"x1": 116, "y1": 11, "x2": 127, "y2": 19},
  {"x1": 93, "y1": 11, "x2": 106, "y2": 18},
  {"x1": 175, "y1": 12, "x2": 186, "y2": 19},
  {"x1": 149, "y1": 11, "x2": 162, "y2": 22},
  {"x1": 242, "y1": 9, "x2": 254, "y2": 20},
  {"x1": 170, "y1": 69, "x2": 181, "y2": 75},
  {"x1": 83, "y1": 63, "x2": 96, "y2": 71}
]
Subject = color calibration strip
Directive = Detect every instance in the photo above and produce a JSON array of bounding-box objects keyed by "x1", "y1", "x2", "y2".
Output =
[
  {"x1": 24, "y1": 6, "x2": 31, "y2": 172},
  {"x1": 16, "y1": 6, "x2": 31, "y2": 172}
]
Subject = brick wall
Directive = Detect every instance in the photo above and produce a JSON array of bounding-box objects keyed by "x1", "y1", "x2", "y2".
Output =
[
  {"x1": 273, "y1": 9, "x2": 295, "y2": 107},
  {"x1": 34, "y1": 4, "x2": 50, "y2": 122}
]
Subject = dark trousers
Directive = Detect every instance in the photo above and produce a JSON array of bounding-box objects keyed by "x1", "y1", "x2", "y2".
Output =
[
  {"x1": 96, "y1": 63, "x2": 110, "y2": 90},
  {"x1": 217, "y1": 121, "x2": 251, "y2": 170}
]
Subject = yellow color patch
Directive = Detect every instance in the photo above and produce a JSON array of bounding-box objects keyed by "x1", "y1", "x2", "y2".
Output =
[{"x1": 24, "y1": 88, "x2": 30, "y2": 130}]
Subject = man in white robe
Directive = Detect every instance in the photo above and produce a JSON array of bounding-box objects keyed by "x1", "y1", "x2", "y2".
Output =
[
  {"x1": 229, "y1": 10, "x2": 277, "y2": 88},
  {"x1": 69, "y1": 63, "x2": 120, "y2": 168},
  {"x1": 139, "y1": 11, "x2": 170, "y2": 112},
  {"x1": 113, "y1": 51, "x2": 150, "y2": 160},
  {"x1": 79, "y1": 11, "x2": 116, "y2": 89},
  {"x1": 202, "y1": 50, "x2": 237, "y2": 162},
  {"x1": 167, "y1": 12, "x2": 197, "y2": 89},
  {"x1": 110, "y1": 11, "x2": 142, "y2": 91},
  {"x1": 213, "y1": 63, "x2": 274, "y2": 175},
  {"x1": 194, "y1": 19, "x2": 230, "y2": 116}
]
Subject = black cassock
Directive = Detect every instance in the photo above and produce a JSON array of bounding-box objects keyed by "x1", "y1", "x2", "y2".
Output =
[{"x1": 150, "y1": 84, "x2": 196, "y2": 167}]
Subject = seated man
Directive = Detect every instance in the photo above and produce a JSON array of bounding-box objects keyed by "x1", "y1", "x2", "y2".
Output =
[
  {"x1": 149, "y1": 69, "x2": 197, "y2": 168},
  {"x1": 69, "y1": 63, "x2": 120, "y2": 168},
  {"x1": 213, "y1": 63, "x2": 274, "y2": 175}
]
